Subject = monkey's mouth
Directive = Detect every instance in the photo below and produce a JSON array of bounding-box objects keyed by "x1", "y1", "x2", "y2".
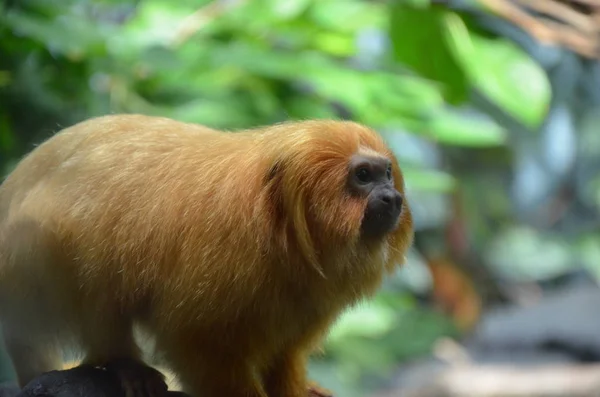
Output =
[{"x1": 360, "y1": 203, "x2": 402, "y2": 239}]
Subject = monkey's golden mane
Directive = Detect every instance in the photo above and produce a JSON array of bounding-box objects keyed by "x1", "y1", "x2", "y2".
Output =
[{"x1": 0, "y1": 114, "x2": 413, "y2": 397}]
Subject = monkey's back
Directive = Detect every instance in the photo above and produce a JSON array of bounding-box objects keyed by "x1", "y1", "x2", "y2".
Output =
[{"x1": 0, "y1": 114, "x2": 272, "y2": 326}]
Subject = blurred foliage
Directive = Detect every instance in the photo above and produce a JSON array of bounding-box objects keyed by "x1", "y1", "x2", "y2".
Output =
[
  {"x1": 3, "y1": 0, "x2": 600, "y2": 396},
  {"x1": 0, "y1": 0, "x2": 523, "y2": 178}
]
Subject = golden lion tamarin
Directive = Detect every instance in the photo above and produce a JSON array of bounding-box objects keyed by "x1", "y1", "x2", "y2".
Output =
[{"x1": 0, "y1": 114, "x2": 413, "y2": 397}]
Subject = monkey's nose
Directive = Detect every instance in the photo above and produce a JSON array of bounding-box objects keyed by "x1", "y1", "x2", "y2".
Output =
[{"x1": 380, "y1": 190, "x2": 403, "y2": 211}]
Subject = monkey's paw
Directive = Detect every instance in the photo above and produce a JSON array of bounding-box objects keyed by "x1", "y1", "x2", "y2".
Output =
[
  {"x1": 103, "y1": 358, "x2": 168, "y2": 397},
  {"x1": 308, "y1": 382, "x2": 333, "y2": 397}
]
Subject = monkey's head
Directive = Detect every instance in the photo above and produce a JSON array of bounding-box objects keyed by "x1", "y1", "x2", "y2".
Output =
[
  {"x1": 347, "y1": 151, "x2": 404, "y2": 239},
  {"x1": 262, "y1": 120, "x2": 413, "y2": 275}
]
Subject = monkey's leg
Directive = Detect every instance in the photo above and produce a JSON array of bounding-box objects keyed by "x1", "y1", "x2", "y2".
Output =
[
  {"x1": 79, "y1": 318, "x2": 167, "y2": 397},
  {"x1": 263, "y1": 352, "x2": 308, "y2": 397},
  {"x1": 171, "y1": 354, "x2": 268, "y2": 397},
  {"x1": 263, "y1": 352, "x2": 333, "y2": 397},
  {"x1": 1, "y1": 326, "x2": 61, "y2": 387},
  {"x1": 103, "y1": 358, "x2": 168, "y2": 397},
  {"x1": 78, "y1": 313, "x2": 141, "y2": 365},
  {"x1": 0, "y1": 220, "x2": 64, "y2": 387}
]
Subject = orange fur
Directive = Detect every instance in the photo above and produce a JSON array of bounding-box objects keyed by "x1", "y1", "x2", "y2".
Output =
[{"x1": 0, "y1": 114, "x2": 413, "y2": 397}]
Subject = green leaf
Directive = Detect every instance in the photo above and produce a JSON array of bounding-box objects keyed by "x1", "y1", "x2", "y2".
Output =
[
  {"x1": 0, "y1": 114, "x2": 15, "y2": 152},
  {"x1": 577, "y1": 235, "x2": 600, "y2": 282},
  {"x1": 0, "y1": 71, "x2": 10, "y2": 87},
  {"x1": 374, "y1": 73, "x2": 445, "y2": 116},
  {"x1": 428, "y1": 108, "x2": 507, "y2": 147},
  {"x1": 486, "y1": 226, "x2": 574, "y2": 281},
  {"x1": 2, "y1": 10, "x2": 107, "y2": 58},
  {"x1": 111, "y1": 1, "x2": 191, "y2": 56},
  {"x1": 206, "y1": 42, "x2": 326, "y2": 81},
  {"x1": 406, "y1": 0, "x2": 431, "y2": 6},
  {"x1": 269, "y1": 0, "x2": 312, "y2": 20},
  {"x1": 145, "y1": 96, "x2": 256, "y2": 130},
  {"x1": 400, "y1": 166, "x2": 456, "y2": 192},
  {"x1": 328, "y1": 302, "x2": 397, "y2": 342},
  {"x1": 313, "y1": 31, "x2": 355, "y2": 56},
  {"x1": 310, "y1": 0, "x2": 384, "y2": 32},
  {"x1": 389, "y1": 3, "x2": 469, "y2": 104},
  {"x1": 443, "y1": 12, "x2": 551, "y2": 128},
  {"x1": 286, "y1": 97, "x2": 339, "y2": 120}
]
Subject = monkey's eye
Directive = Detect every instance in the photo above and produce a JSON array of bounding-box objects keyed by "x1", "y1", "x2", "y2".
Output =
[
  {"x1": 355, "y1": 167, "x2": 372, "y2": 183},
  {"x1": 386, "y1": 165, "x2": 392, "y2": 180}
]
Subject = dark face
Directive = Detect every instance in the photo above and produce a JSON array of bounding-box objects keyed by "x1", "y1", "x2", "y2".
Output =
[{"x1": 347, "y1": 154, "x2": 404, "y2": 238}]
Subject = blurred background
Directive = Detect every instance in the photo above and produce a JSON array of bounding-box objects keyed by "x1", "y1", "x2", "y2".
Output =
[{"x1": 2, "y1": 0, "x2": 600, "y2": 396}]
